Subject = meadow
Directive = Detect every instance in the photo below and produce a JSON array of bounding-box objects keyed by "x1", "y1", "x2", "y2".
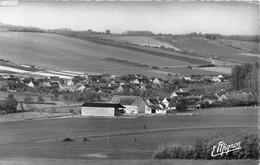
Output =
[{"x1": 0, "y1": 107, "x2": 257, "y2": 164}]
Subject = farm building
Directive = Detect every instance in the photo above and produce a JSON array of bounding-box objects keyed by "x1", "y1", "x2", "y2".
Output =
[
  {"x1": 81, "y1": 102, "x2": 125, "y2": 117},
  {"x1": 111, "y1": 95, "x2": 147, "y2": 114}
]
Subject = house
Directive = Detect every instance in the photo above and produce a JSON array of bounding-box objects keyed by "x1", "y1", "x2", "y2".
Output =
[
  {"x1": 27, "y1": 81, "x2": 34, "y2": 88},
  {"x1": 145, "y1": 98, "x2": 166, "y2": 114},
  {"x1": 111, "y1": 95, "x2": 147, "y2": 114},
  {"x1": 170, "y1": 91, "x2": 191, "y2": 98},
  {"x1": 42, "y1": 81, "x2": 51, "y2": 87},
  {"x1": 176, "y1": 88, "x2": 189, "y2": 93},
  {"x1": 77, "y1": 84, "x2": 86, "y2": 92},
  {"x1": 66, "y1": 79, "x2": 74, "y2": 86},
  {"x1": 81, "y1": 102, "x2": 125, "y2": 117},
  {"x1": 151, "y1": 77, "x2": 163, "y2": 86},
  {"x1": 117, "y1": 85, "x2": 133, "y2": 93},
  {"x1": 148, "y1": 97, "x2": 165, "y2": 109},
  {"x1": 182, "y1": 98, "x2": 201, "y2": 110},
  {"x1": 50, "y1": 76, "x2": 64, "y2": 85},
  {"x1": 211, "y1": 76, "x2": 222, "y2": 83},
  {"x1": 203, "y1": 94, "x2": 219, "y2": 104},
  {"x1": 161, "y1": 98, "x2": 170, "y2": 108},
  {"x1": 132, "y1": 79, "x2": 140, "y2": 84},
  {"x1": 181, "y1": 75, "x2": 192, "y2": 81}
]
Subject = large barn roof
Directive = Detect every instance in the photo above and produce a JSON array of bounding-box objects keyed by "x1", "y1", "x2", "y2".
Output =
[{"x1": 82, "y1": 102, "x2": 125, "y2": 108}]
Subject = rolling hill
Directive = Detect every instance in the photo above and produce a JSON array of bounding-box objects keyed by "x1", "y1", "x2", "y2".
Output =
[
  {"x1": 0, "y1": 32, "x2": 222, "y2": 77},
  {"x1": 104, "y1": 35, "x2": 258, "y2": 63}
]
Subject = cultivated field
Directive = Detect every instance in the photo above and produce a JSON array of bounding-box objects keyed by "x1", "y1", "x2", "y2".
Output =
[
  {"x1": 170, "y1": 37, "x2": 258, "y2": 62},
  {"x1": 198, "y1": 66, "x2": 232, "y2": 74},
  {"x1": 218, "y1": 39, "x2": 259, "y2": 52},
  {"x1": 0, "y1": 32, "x2": 199, "y2": 77},
  {"x1": 0, "y1": 107, "x2": 257, "y2": 164},
  {"x1": 104, "y1": 36, "x2": 181, "y2": 51}
]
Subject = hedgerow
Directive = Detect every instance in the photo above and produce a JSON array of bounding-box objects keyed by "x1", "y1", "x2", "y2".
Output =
[{"x1": 153, "y1": 131, "x2": 259, "y2": 160}]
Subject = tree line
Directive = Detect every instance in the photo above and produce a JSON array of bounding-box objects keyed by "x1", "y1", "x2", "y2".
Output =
[{"x1": 230, "y1": 62, "x2": 259, "y2": 94}]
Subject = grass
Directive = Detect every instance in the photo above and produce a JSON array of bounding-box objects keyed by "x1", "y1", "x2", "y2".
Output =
[
  {"x1": 0, "y1": 158, "x2": 258, "y2": 165},
  {"x1": 0, "y1": 107, "x2": 257, "y2": 160}
]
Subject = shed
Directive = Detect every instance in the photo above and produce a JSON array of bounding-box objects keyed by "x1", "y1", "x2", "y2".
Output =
[{"x1": 81, "y1": 102, "x2": 125, "y2": 117}]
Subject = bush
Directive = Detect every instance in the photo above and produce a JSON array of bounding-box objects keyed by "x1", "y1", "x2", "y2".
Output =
[
  {"x1": 154, "y1": 131, "x2": 259, "y2": 160},
  {"x1": 38, "y1": 96, "x2": 45, "y2": 102},
  {"x1": 62, "y1": 138, "x2": 74, "y2": 142},
  {"x1": 69, "y1": 109, "x2": 74, "y2": 114},
  {"x1": 24, "y1": 95, "x2": 32, "y2": 103},
  {"x1": 83, "y1": 136, "x2": 91, "y2": 142}
]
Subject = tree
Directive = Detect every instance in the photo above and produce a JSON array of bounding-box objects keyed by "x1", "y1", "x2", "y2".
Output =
[
  {"x1": 0, "y1": 94, "x2": 18, "y2": 113},
  {"x1": 105, "y1": 30, "x2": 111, "y2": 35},
  {"x1": 176, "y1": 99, "x2": 187, "y2": 112},
  {"x1": 82, "y1": 90, "x2": 101, "y2": 102},
  {"x1": 231, "y1": 62, "x2": 259, "y2": 94}
]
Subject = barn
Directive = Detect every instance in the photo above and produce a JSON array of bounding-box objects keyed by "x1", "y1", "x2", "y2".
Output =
[{"x1": 81, "y1": 102, "x2": 125, "y2": 117}]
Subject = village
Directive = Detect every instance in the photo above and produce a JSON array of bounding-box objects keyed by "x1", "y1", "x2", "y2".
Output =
[{"x1": 0, "y1": 69, "x2": 257, "y2": 117}]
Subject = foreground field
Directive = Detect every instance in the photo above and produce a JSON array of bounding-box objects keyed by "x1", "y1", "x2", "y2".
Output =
[
  {"x1": 0, "y1": 107, "x2": 257, "y2": 165},
  {"x1": 0, "y1": 158, "x2": 258, "y2": 165}
]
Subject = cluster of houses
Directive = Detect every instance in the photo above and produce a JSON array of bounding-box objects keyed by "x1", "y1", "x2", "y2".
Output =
[
  {"x1": 0, "y1": 72, "x2": 255, "y2": 117},
  {"x1": 81, "y1": 87, "x2": 256, "y2": 117},
  {"x1": 0, "y1": 73, "x2": 228, "y2": 94}
]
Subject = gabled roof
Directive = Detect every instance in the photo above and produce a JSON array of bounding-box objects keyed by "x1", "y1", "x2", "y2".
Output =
[
  {"x1": 148, "y1": 104, "x2": 162, "y2": 110},
  {"x1": 111, "y1": 95, "x2": 141, "y2": 105},
  {"x1": 203, "y1": 95, "x2": 219, "y2": 101},
  {"x1": 82, "y1": 102, "x2": 125, "y2": 108},
  {"x1": 148, "y1": 97, "x2": 160, "y2": 105},
  {"x1": 185, "y1": 100, "x2": 199, "y2": 106}
]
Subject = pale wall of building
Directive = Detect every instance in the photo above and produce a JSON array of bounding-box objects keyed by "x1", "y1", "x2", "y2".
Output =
[{"x1": 81, "y1": 107, "x2": 115, "y2": 117}]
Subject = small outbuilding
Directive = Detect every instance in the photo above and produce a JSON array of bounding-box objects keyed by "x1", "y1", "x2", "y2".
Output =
[{"x1": 81, "y1": 102, "x2": 125, "y2": 117}]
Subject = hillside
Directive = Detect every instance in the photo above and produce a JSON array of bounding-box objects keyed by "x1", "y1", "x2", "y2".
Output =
[
  {"x1": 104, "y1": 35, "x2": 258, "y2": 63},
  {"x1": 0, "y1": 32, "x2": 189, "y2": 76},
  {"x1": 0, "y1": 32, "x2": 224, "y2": 77}
]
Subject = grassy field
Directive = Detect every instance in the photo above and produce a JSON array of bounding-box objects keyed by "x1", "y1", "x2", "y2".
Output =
[
  {"x1": 0, "y1": 107, "x2": 257, "y2": 164},
  {"x1": 0, "y1": 32, "x2": 201, "y2": 77},
  {"x1": 0, "y1": 158, "x2": 258, "y2": 165}
]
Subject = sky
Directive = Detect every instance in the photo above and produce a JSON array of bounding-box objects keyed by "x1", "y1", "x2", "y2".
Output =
[{"x1": 0, "y1": 1, "x2": 258, "y2": 35}]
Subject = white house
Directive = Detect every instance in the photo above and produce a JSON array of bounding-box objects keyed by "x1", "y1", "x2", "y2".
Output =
[
  {"x1": 77, "y1": 84, "x2": 86, "y2": 92},
  {"x1": 170, "y1": 92, "x2": 178, "y2": 98},
  {"x1": 66, "y1": 79, "x2": 74, "y2": 86},
  {"x1": 27, "y1": 81, "x2": 34, "y2": 88},
  {"x1": 162, "y1": 98, "x2": 169, "y2": 108},
  {"x1": 144, "y1": 99, "x2": 166, "y2": 114}
]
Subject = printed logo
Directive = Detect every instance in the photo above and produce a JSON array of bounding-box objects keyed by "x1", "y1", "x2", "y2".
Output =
[{"x1": 211, "y1": 141, "x2": 241, "y2": 157}]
